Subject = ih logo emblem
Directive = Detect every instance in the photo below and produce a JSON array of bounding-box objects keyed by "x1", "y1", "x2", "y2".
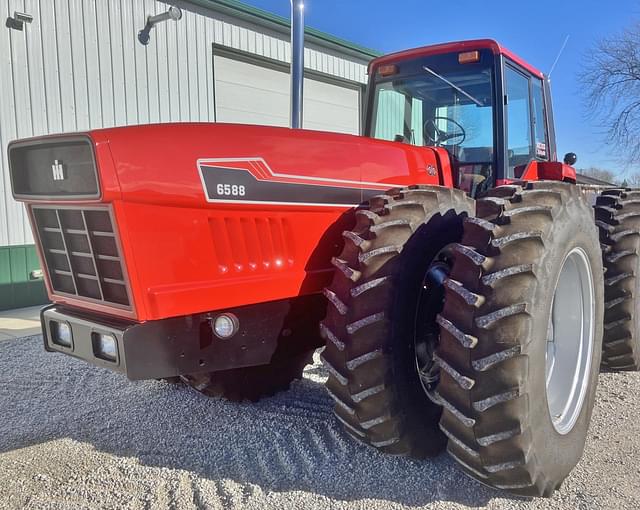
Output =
[{"x1": 51, "y1": 159, "x2": 65, "y2": 181}]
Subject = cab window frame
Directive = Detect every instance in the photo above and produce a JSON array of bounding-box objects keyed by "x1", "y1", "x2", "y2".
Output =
[
  {"x1": 364, "y1": 50, "x2": 502, "y2": 195},
  {"x1": 531, "y1": 78, "x2": 549, "y2": 161},
  {"x1": 502, "y1": 59, "x2": 551, "y2": 178}
]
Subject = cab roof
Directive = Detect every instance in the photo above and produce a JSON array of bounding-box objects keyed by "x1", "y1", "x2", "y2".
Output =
[{"x1": 369, "y1": 39, "x2": 544, "y2": 79}]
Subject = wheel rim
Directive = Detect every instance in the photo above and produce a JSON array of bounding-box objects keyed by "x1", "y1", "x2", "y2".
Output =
[{"x1": 545, "y1": 247, "x2": 595, "y2": 435}]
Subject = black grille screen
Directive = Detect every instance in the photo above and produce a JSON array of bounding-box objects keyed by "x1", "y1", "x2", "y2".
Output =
[
  {"x1": 9, "y1": 137, "x2": 99, "y2": 199},
  {"x1": 32, "y1": 207, "x2": 131, "y2": 308}
]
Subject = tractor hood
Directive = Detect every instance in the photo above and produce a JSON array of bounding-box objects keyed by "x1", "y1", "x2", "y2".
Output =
[
  {"x1": 90, "y1": 123, "x2": 448, "y2": 207},
  {"x1": 9, "y1": 123, "x2": 451, "y2": 207}
]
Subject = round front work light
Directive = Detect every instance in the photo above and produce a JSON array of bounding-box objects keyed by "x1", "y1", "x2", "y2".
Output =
[{"x1": 212, "y1": 313, "x2": 239, "y2": 339}]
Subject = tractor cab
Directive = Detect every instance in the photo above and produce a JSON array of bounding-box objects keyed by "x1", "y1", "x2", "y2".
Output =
[{"x1": 365, "y1": 40, "x2": 558, "y2": 196}]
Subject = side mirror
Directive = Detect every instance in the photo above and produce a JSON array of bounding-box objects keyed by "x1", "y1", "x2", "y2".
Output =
[{"x1": 563, "y1": 152, "x2": 577, "y2": 166}]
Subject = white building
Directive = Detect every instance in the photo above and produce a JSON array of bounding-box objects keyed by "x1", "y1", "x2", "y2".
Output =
[{"x1": 0, "y1": 0, "x2": 378, "y2": 309}]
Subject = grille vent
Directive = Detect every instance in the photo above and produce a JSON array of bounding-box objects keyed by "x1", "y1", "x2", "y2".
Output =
[{"x1": 32, "y1": 206, "x2": 130, "y2": 308}]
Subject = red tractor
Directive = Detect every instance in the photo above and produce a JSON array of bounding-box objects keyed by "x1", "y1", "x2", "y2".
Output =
[{"x1": 9, "y1": 39, "x2": 640, "y2": 497}]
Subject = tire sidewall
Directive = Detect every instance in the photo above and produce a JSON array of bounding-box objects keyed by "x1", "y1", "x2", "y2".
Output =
[{"x1": 528, "y1": 198, "x2": 604, "y2": 478}]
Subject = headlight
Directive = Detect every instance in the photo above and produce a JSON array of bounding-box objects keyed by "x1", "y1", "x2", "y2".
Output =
[
  {"x1": 50, "y1": 321, "x2": 73, "y2": 348},
  {"x1": 92, "y1": 332, "x2": 118, "y2": 362}
]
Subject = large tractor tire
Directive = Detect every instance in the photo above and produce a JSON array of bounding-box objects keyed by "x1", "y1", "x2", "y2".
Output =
[
  {"x1": 321, "y1": 185, "x2": 474, "y2": 457},
  {"x1": 435, "y1": 181, "x2": 604, "y2": 497},
  {"x1": 595, "y1": 188, "x2": 640, "y2": 370},
  {"x1": 180, "y1": 350, "x2": 313, "y2": 402}
]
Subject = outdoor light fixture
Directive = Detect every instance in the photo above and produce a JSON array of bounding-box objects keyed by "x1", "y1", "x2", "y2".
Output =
[
  {"x1": 138, "y1": 5, "x2": 182, "y2": 45},
  {"x1": 5, "y1": 11, "x2": 33, "y2": 31},
  {"x1": 29, "y1": 269, "x2": 43, "y2": 280}
]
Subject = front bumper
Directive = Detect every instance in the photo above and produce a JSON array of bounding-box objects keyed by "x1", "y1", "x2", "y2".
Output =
[{"x1": 41, "y1": 295, "x2": 324, "y2": 380}]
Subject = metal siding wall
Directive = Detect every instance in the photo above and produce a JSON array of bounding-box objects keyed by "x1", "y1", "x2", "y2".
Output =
[
  {"x1": 0, "y1": 0, "x2": 369, "y2": 248},
  {"x1": 0, "y1": 244, "x2": 49, "y2": 310},
  {"x1": 374, "y1": 93, "x2": 424, "y2": 144}
]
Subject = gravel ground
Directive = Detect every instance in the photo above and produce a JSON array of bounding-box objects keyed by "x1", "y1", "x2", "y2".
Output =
[{"x1": 1, "y1": 335, "x2": 639, "y2": 510}]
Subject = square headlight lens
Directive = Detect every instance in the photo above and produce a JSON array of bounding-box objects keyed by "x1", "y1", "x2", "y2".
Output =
[
  {"x1": 50, "y1": 321, "x2": 72, "y2": 348},
  {"x1": 92, "y1": 332, "x2": 118, "y2": 362}
]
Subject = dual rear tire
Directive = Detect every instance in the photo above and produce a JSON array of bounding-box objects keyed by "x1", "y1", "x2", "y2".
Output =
[
  {"x1": 595, "y1": 188, "x2": 640, "y2": 370},
  {"x1": 322, "y1": 182, "x2": 604, "y2": 496}
]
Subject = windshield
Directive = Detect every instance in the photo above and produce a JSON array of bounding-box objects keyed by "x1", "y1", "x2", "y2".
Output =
[{"x1": 368, "y1": 52, "x2": 496, "y2": 195}]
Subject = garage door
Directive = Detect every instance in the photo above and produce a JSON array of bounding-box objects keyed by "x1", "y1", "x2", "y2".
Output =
[{"x1": 213, "y1": 54, "x2": 361, "y2": 135}]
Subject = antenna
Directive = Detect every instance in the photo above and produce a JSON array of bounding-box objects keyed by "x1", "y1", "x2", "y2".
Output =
[{"x1": 549, "y1": 35, "x2": 570, "y2": 77}]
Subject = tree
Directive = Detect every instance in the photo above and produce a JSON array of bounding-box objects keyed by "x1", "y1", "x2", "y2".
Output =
[
  {"x1": 581, "y1": 23, "x2": 640, "y2": 164},
  {"x1": 626, "y1": 171, "x2": 640, "y2": 188}
]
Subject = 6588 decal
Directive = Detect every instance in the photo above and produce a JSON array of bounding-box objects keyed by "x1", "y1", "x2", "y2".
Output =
[
  {"x1": 216, "y1": 183, "x2": 246, "y2": 197},
  {"x1": 198, "y1": 160, "x2": 383, "y2": 206}
]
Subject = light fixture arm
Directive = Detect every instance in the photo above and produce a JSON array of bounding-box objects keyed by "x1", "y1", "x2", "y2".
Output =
[{"x1": 138, "y1": 6, "x2": 182, "y2": 45}]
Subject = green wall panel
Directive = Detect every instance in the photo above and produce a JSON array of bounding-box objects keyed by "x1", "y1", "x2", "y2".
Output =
[{"x1": 0, "y1": 244, "x2": 49, "y2": 311}]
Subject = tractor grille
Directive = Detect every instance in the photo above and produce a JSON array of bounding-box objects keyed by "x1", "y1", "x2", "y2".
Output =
[{"x1": 31, "y1": 206, "x2": 131, "y2": 309}]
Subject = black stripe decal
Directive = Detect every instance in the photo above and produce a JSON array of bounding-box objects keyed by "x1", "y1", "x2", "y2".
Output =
[{"x1": 200, "y1": 165, "x2": 382, "y2": 205}]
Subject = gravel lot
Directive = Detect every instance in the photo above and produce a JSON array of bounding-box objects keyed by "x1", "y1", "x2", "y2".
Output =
[{"x1": 1, "y1": 334, "x2": 639, "y2": 510}]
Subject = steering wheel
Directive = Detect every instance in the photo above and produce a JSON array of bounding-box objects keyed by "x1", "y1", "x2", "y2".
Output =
[{"x1": 423, "y1": 117, "x2": 466, "y2": 146}]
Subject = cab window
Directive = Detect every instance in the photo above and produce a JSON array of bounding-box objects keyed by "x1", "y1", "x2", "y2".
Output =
[
  {"x1": 368, "y1": 51, "x2": 496, "y2": 197},
  {"x1": 532, "y1": 79, "x2": 548, "y2": 160},
  {"x1": 373, "y1": 89, "x2": 424, "y2": 144},
  {"x1": 504, "y1": 66, "x2": 533, "y2": 177}
]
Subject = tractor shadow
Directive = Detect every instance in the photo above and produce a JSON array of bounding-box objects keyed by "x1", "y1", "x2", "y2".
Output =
[{"x1": 0, "y1": 336, "x2": 525, "y2": 508}]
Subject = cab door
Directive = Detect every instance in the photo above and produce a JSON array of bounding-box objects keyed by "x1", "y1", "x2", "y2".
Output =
[{"x1": 503, "y1": 63, "x2": 551, "y2": 178}]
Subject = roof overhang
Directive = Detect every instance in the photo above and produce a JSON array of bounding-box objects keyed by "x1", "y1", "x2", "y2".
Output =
[{"x1": 185, "y1": 0, "x2": 381, "y2": 61}]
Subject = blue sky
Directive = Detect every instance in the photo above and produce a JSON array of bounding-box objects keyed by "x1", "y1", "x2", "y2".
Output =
[{"x1": 242, "y1": 0, "x2": 639, "y2": 174}]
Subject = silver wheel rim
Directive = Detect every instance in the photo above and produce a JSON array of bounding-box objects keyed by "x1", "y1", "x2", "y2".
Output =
[{"x1": 545, "y1": 247, "x2": 595, "y2": 435}]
